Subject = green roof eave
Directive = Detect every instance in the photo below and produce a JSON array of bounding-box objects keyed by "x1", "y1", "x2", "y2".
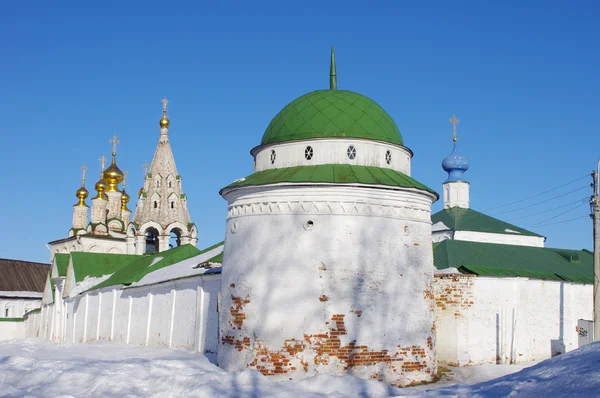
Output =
[
  {"x1": 220, "y1": 164, "x2": 438, "y2": 199},
  {"x1": 432, "y1": 207, "x2": 544, "y2": 238},
  {"x1": 433, "y1": 239, "x2": 593, "y2": 284},
  {"x1": 92, "y1": 244, "x2": 202, "y2": 291},
  {"x1": 54, "y1": 253, "x2": 70, "y2": 277},
  {"x1": 70, "y1": 252, "x2": 141, "y2": 282}
]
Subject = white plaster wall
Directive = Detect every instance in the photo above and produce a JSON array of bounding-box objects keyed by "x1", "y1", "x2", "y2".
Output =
[
  {"x1": 39, "y1": 274, "x2": 220, "y2": 356},
  {"x1": 0, "y1": 298, "x2": 41, "y2": 319},
  {"x1": 219, "y1": 185, "x2": 436, "y2": 386},
  {"x1": 252, "y1": 138, "x2": 412, "y2": 175},
  {"x1": 0, "y1": 320, "x2": 25, "y2": 340},
  {"x1": 434, "y1": 275, "x2": 592, "y2": 366},
  {"x1": 442, "y1": 181, "x2": 469, "y2": 209},
  {"x1": 51, "y1": 236, "x2": 126, "y2": 257},
  {"x1": 453, "y1": 231, "x2": 545, "y2": 248}
]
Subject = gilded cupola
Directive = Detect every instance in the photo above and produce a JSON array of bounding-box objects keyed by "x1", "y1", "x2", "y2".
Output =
[
  {"x1": 160, "y1": 97, "x2": 170, "y2": 129},
  {"x1": 121, "y1": 171, "x2": 131, "y2": 211},
  {"x1": 75, "y1": 163, "x2": 89, "y2": 207},
  {"x1": 103, "y1": 134, "x2": 125, "y2": 192},
  {"x1": 93, "y1": 155, "x2": 109, "y2": 200}
]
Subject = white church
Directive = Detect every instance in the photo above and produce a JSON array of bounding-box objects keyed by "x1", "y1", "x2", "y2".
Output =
[{"x1": 1, "y1": 49, "x2": 593, "y2": 388}]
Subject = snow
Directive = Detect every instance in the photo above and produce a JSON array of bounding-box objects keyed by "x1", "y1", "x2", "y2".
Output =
[
  {"x1": 69, "y1": 274, "x2": 114, "y2": 297},
  {"x1": 1, "y1": 339, "x2": 599, "y2": 397},
  {"x1": 130, "y1": 245, "x2": 224, "y2": 288},
  {"x1": 0, "y1": 291, "x2": 43, "y2": 298}
]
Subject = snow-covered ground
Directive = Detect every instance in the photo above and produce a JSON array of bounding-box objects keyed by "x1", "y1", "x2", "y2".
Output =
[{"x1": 0, "y1": 339, "x2": 598, "y2": 397}]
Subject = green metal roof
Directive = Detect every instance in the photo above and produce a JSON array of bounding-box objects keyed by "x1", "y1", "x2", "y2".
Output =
[
  {"x1": 54, "y1": 254, "x2": 70, "y2": 277},
  {"x1": 93, "y1": 244, "x2": 201, "y2": 290},
  {"x1": 261, "y1": 90, "x2": 403, "y2": 146},
  {"x1": 221, "y1": 164, "x2": 437, "y2": 197},
  {"x1": 434, "y1": 239, "x2": 592, "y2": 284},
  {"x1": 70, "y1": 252, "x2": 140, "y2": 282},
  {"x1": 197, "y1": 241, "x2": 224, "y2": 264},
  {"x1": 432, "y1": 207, "x2": 544, "y2": 238}
]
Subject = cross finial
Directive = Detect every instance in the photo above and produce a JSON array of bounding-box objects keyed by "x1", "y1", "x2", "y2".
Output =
[
  {"x1": 80, "y1": 163, "x2": 87, "y2": 186},
  {"x1": 109, "y1": 134, "x2": 120, "y2": 155},
  {"x1": 162, "y1": 97, "x2": 168, "y2": 114},
  {"x1": 123, "y1": 170, "x2": 128, "y2": 188},
  {"x1": 99, "y1": 155, "x2": 107, "y2": 172},
  {"x1": 449, "y1": 114, "x2": 460, "y2": 142},
  {"x1": 142, "y1": 161, "x2": 150, "y2": 176}
]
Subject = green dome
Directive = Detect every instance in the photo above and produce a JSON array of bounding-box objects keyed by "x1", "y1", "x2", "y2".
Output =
[{"x1": 261, "y1": 90, "x2": 403, "y2": 146}]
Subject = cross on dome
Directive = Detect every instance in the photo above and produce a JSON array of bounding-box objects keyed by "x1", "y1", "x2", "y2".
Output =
[
  {"x1": 80, "y1": 163, "x2": 87, "y2": 186},
  {"x1": 99, "y1": 155, "x2": 107, "y2": 172},
  {"x1": 142, "y1": 161, "x2": 150, "y2": 176},
  {"x1": 449, "y1": 114, "x2": 459, "y2": 142},
  {"x1": 109, "y1": 134, "x2": 120, "y2": 155}
]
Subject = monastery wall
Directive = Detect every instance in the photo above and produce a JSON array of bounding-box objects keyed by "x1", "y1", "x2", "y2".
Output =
[
  {"x1": 434, "y1": 274, "x2": 592, "y2": 366},
  {"x1": 0, "y1": 319, "x2": 26, "y2": 340},
  {"x1": 27, "y1": 274, "x2": 220, "y2": 359}
]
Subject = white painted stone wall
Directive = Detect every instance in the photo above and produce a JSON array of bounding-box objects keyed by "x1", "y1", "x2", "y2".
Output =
[
  {"x1": 434, "y1": 274, "x2": 592, "y2": 366},
  {"x1": 0, "y1": 320, "x2": 25, "y2": 340},
  {"x1": 28, "y1": 274, "x2": 221, "y2": 358},
  {"x1": 442, "y1": 181, "x2": 470, "y2": 209},
  {"x1": 252, "y1": 138, "x2": 412, "y2": 175},
  {"x1": 219, "y1": 185, "x2": 437, "y2": 387},
  {"x1": 50, "y1": 235, "x2": 127, "y2": 257},
  {"x1": 0, "y1": 297, "x2": 41, "y2": 319},
  {"x1": 72, "y1": 205, "x2": 89, "y2": 230}
]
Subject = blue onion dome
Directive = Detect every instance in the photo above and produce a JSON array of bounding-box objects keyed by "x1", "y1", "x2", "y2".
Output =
[{"x1": 442, "y1": 143, "x2": 469, "y2": 182}]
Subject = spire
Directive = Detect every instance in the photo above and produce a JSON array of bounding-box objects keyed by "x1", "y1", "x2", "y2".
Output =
[
  {"x1": 160, "y1": 97, "x2": 170, "y2": 129},
  {"x1": 329, "y1": 46, "x2": 337, "y2": 90},
  {"x1": 104, "y1": 134, "x2": 125, "y2": 192}
]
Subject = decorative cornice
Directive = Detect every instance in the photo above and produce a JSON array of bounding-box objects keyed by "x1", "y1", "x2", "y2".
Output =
[{"x1": 227, "y1": 199, "x2": 431, "y2": 223}]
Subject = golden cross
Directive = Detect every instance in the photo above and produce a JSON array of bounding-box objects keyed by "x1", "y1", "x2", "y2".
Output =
[
  {"x1": 449, "y1": 114, "x2": 460, "y2": 142},
  {"x1": 109, "y1": 133, "x2": 120, "y2": 155},
  {"x1": 162, "y1": 97, "x2": 168, "y2": 113},
  {"x1": 99, "y1": 155, "x2": 107, "y2": 172},
  {"x1": 123, "y1": 170, "x2": 128, "y2": 188},
  {"x1": 80, "y1": 163, "x2": 87, "y2": 185}
]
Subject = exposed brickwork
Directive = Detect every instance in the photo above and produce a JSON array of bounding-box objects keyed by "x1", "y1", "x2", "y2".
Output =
[
  {"x1": 434, "y1": 275, "x2": 474, "y2": 318},
  {"x1": 319, "y1": 294, "x2": 329, "y2": 302},
  {"x1": 230, "y1": 295, "x2": 250, "y2": 330},
  {"x1": 222, "y1": 312, "x2": 435, "y2": 383}
]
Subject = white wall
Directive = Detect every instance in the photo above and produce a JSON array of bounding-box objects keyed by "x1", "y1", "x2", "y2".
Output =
[
  {"x1": 0, "y1": 320, "x2": 25, "y2": 340},
  {"x1": 0, "y1": 297, "x2": 41, "y2": 319},
  {"x1": 252, "y1": 138, "x2": 412, "y2": 176},
  {"x1": 434, "y1": 274, "x2": 592, "y2": 366},
  {"x1": 29, "y1": 274, "x2": 221, "y2": 360},
  {"x1": 219, "y1": 185, "x2": 437, "y2": 387}
]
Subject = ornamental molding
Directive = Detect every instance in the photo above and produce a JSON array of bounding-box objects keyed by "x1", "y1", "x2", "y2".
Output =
[{"x1": 227, "y1": 199, "x2": 431, "y2": 223}]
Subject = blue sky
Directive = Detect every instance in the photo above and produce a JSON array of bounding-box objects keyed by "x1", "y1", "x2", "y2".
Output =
[{"x1": 2, "y1": 1, "x2": 599, "y2": 262}]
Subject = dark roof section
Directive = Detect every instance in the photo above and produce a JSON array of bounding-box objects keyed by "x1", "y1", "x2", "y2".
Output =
[
  {"x1": 0, "y1": 258, "x2": 50, "y2": 292},
  {"x1": 432, "y1": 207, "x2": 544, "y2": 238},
  {"x1": 433, "y1": 240, "x2": 592, "y2": 284}
]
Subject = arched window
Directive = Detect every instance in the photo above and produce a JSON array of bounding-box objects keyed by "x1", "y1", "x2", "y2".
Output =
[
  {"x1": 169, "y1": 228, "x2": 182, "y2": 249},
  {"x1": 169, "y1": 181, "x2": 172, "y2": 188},
  {"x1": 156, "y1": 180, "x2": 160, "y2": 188},
  {"x1": 145, "y1": 227, "x2": 159, "y2": 253},
  {"x1": 154, "y1": 201, "x2": 158, "y2": 209},
  {"x1": 171, "y1": 202, "x2": 174, "y2": 209}
]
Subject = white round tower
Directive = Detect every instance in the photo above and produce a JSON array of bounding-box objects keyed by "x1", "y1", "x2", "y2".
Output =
[{"x1": 218, "y1": 48, "x2": 439, "y2": 387}]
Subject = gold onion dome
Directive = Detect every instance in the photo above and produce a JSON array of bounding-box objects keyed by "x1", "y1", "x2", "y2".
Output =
[
  {"x1": 160, "y1": 97, "x2": 170, "y2": 128},
  {"x1": 103, "y1": 156, "x2": 125, "y2": 192},
  {"x1": 94, "y1": 178, "x2": 108, "y2": 199},
  {"x1": 121, "y1": 189, "x2": 131, "y2": 211},
  {"x1": 75, "y1": 186, "x2": 89, "y2": 206},
  {"x1": 138, "y1": 187, "x2": 144, "y2": 197}
]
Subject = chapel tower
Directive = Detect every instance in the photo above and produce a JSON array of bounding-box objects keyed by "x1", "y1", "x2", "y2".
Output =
[
  {"x1": 441, "y1": 115, "x2": 470, "y2": 209},
  {"x1": 218, "y1": 48, "x2": 439, "y2": 386},
  {"x1": 129, "y1": 98, "x2": 197, "y2": 254}
]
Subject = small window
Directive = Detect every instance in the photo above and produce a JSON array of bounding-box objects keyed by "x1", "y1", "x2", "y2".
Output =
[
  {"x1": 156, "y1": 180, "x2": 160, "y2": 188},
  {"x1": 347, "y1": 145, "x2": 356, "y2": 160},
  {"x1": 169, "y1": 181, "x2": 172, "y2": 188},
  {"x1": 154, "y1": 201, "x2": 158, "y2": 209},
  {"x1": 171, "y1": 202, "x2": 174, "y2": 209},
  {"x1": 385, "y1": 150, "x2": 392, "y2": 165},
  {"x1": 5, "y1": 308, "x2": 9, "y2": 317},
  {"x1": 305, "y1": 146, "x2": 313, "y2": 160},
  {"x1": 270, "y1": 150, "x2": 276, "y2": 164}
]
